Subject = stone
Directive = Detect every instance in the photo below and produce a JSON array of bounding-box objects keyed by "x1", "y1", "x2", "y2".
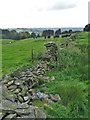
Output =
[
  {"x1": 14, "y1": 81, "x2": 21, "y2": 86},
  {"x1": 13, "y1": 88, "x2": 21, "y2": 94},
  {"x1": 4, "y1": 113, "x2": 17, "y2": 119},
  {"x1": 0, "y1": 112, "x2": 3, "y2": 120},
  {"x1": 3, "y1": 79, "x2": 10, "y2": 84},
  {"x1": 2, "y1": 85, "x2": 16, "y2": 102},
  {"x1": 4, "y1": 94, "x2": 17, "y2": 103},
  {"x1": 17, "y1": 115, "x2": 35, "y2": 119},
  {"x1": 49, "y1": 94, "x2": 61, "y2": 102},
  {"x1": 31, "y1": 93, "x2": 39, "y2": 100},
  {"x1": 51, "y1": 76, "x2": 55, "y2": 81},
  {"x1": 43, "y1": 76, "x2": 49, "y2": 80},
  {"x1": 24, "y1": 96, "x2": 29, "y2": 102},
  {"x1": 15, "y1": 108, "x2": 30, "y2": 116},
  {"x1": 36, "y1": 92, "x2": 44, "y2": 100},
  {"x1": 16, "y1": 106, "x2": 35, "y2": 116},
  {"x1": 20, "y1": 88, "x2": 27, "y2": 97},
  {"x1": 47, "y1": 99, "x2": 54, "y2": 106},
  {"x1": 36, "y1": 92, "x2": 49, "y2": 100},
  {"x1": 34, "y1": 108, "x2": 46, "y2": 118},
  {"x1": 7, "y1": 80, "x2": 14, "y2": 87},
  {"x1": 17, "y1": 95, "x2": 24, "y2": 103},
  {"x1": 27, "y1": 101, "x2": 32, "y2": 105},
  {"x1": 2, "y1": 99, "x2": 18, "y2": 112},
  {"x1": 16, "y1": 103, "x2": 29, "y2": 109},
  {"x1": 7, "y1": 85, "x2": 17, "y2": 91},
  {"x1": 0, "y1": 85, "x2": 2, "y2": 101},
  {"x1": 10, "y1": 71, "x2": 21, "y2": 78}
]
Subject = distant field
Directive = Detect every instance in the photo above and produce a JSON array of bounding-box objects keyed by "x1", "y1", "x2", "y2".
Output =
[{"x1": 1, "y1": 36, "x2": 63, "y2": 75}]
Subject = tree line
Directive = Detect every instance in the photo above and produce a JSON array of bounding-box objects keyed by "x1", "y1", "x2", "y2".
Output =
[
  {"x1": 1, "y1": 29, "x2": 62, "y2": 40},
  {"x1": 1, "y1": 24, "x2": 90, "y2": 40},
  {"x1": 83, "y1": 23, "x2": 90, "y2": 32},
  {"x1": 1, "y1": 28, "x2": 73, "y2": 40},
  {"x1": 1, "y1": 29, "x2": 40, "y2": 40},
  {"x1": 2, "y1": 26, "x2": 89, "y2": 40}
]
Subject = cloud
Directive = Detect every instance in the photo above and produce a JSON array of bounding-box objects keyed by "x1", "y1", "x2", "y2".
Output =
[
  {"x1": 48, "y1": 1, "x2": 77, "y2": 10},
  {"x1": 36, "y1": 0, "x2": 77, "y2": 11}
]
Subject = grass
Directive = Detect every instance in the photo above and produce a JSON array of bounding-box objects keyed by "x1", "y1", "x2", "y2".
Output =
[
  {"x1": 32, "y1": 32, "x2": 88, "y2": 118},
  {"x1": 74, "y1": 32, "x2": 89, "y2": 46},
  {"x1": 2, "y1": 36, "x2": 63, "y2": 76},
  {"x1": 1, "y1": 32, "x2": 89, "y2": 118}
]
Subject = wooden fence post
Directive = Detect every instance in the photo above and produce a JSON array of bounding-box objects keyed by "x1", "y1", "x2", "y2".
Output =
[{"x1": 31, "y1": 47, "x2": 34, "y2": 64}]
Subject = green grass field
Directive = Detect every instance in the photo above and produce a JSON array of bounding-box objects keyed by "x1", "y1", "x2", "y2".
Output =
[
  {"x1": 1, "y1": 32, "x2": 88, "y2": 75},
  {"x1": 1, "y1": 32, "x2": 89, "y2": 118},
  {"x1": 1, "y1": 36, "x2": 64, "y2": 75}
]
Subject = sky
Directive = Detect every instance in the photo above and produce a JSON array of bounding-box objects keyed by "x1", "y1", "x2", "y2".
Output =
[{"x1": 0, "y1": 0, "x2": 89, "y2": 28}]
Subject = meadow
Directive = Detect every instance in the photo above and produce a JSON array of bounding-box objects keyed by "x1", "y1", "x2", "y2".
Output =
[
  {"x1": 1, "y1": 32, "x2": 89, "y2": 118},
  {"x1": 1, "y1": 36, "x2": 63, "y2": 75}
]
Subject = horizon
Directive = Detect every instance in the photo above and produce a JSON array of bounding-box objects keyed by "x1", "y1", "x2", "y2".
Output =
[{"x1": 1, "y1": 27, "x2": 84, "y2": 29}]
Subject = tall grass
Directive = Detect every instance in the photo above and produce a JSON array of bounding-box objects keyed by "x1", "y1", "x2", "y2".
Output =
[{"x1": 38, "y1": 32, "x2": 88, "y2": 118}]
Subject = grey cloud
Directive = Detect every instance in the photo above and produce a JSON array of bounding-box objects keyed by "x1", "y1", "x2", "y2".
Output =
[
  {"x1": 36, "y1": 0, "x2": 77, "y2": 11},
  {"x1": 48, "y1": 1, "x2": 77, "y2": 10}
]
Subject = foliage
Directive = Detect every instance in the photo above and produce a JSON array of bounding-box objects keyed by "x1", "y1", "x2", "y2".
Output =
[
  {"x1": 1, "y1": 29, "x2": 40, "y2": 40},
  {"x1": 54, "y1": 29, "x2": 61, "y2": 37},
  {"x1": 31, "y1": 32, "x2": 36, "y2": 38},
  {"x1": 42, "y1": 29, "x2": 54, "y2": 38},
  {"x1": 2, "y1": 29, "x2": 31, "y2": 40},
  {"x1": 84, "y1": 23, "x2": 90, "y2": 32}
]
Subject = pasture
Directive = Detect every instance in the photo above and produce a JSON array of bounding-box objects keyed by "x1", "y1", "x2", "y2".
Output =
[{"x1": 1, "y1": 31, "x2": 89, "y2": 118}]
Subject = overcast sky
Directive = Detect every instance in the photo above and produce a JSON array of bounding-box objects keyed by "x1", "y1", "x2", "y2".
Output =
[{"x1": 0, "y1": 0, "x2": 89, "y2": 28}]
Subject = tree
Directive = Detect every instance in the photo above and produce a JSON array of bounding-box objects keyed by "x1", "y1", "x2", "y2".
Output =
[
  {"x1": 18, "y1": 32, "x2": 26, "y2": 39},
  {"x1": 62, "y1": 30, "x2": 68, "y2": 34},
  {"x1": 42, "y1": 29, "x2": 54, "y2": 39},
  {"x1": 42, "y1": 30, "x2": 47, "y2": 38},
  {"x1": 69, "y1": 29, "x2": 72, "y2": 33},
  {"x1": 2, "y1": 29, "x2": 31, "y2": 40},
  {"x1": 24, "y1": 31, "x2": 30, "y2": 38},
  {"x1": 54, "y1": 29, "x2": 61, "y2": 38},
  {"x1": 37, "y1": 34, "x2": 40, "y2": 38},
  {"x1": 84, "y1": 24, "x2": 90, "y2": 32},
  {"x1": 31, "y1": 32, "x2": 36, "y2": 38},
  {"x1": 2, "y1": 29, "x2": 11, "y2": 39},
  {"x1": 10, "y1": 30, "x2": 17, "y2": 39}
]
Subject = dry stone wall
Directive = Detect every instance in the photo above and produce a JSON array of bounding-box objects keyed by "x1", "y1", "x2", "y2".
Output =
[{"x1": 0, "y1": 41, "x2": 61, "y2": 119}]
